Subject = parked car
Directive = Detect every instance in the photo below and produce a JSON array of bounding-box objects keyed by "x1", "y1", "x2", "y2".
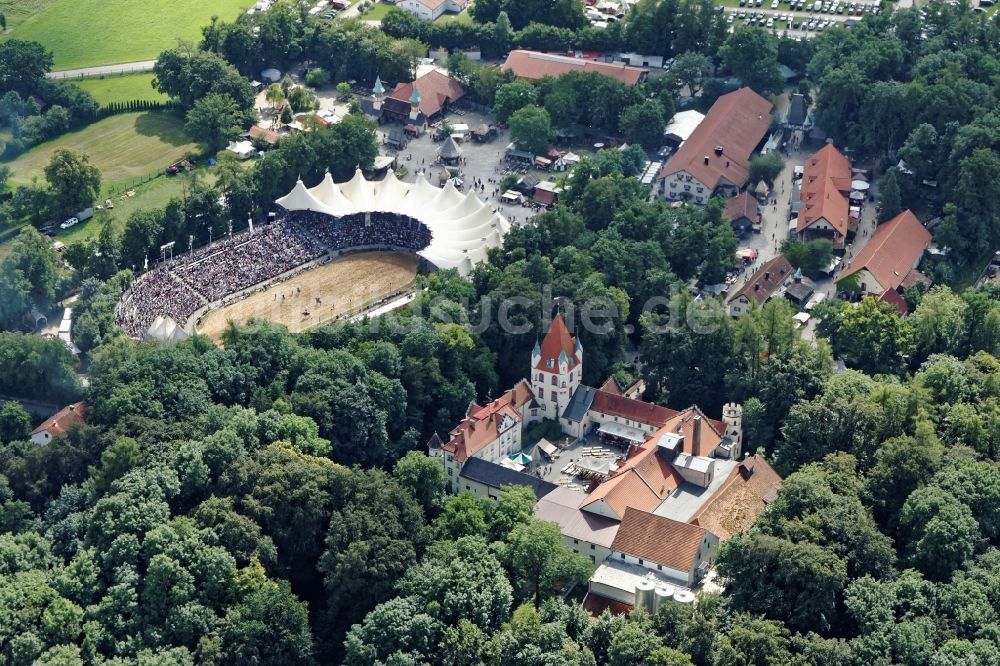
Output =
[{"x1": 60, "y1": 217, "x2": 79, "y2": 230}]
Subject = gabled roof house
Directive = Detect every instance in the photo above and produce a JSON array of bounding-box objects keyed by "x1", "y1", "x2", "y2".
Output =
[{"x1": 659, "y1": 88, "x2": 773, "y2": 204}]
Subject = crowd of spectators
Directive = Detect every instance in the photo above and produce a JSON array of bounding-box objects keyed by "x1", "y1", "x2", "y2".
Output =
[
  {"x1": 295, "y1": 212, "x2": 432, "y2": 253},
  {"x1": 116, "y1": 269, "x2": 202, "y2": 338},
  {"x1": 114, "y1": 213, "x2": 434, "y2": 339},
  {"x1": 172, "y1": 221, "x2": 326, "y2": 302}
]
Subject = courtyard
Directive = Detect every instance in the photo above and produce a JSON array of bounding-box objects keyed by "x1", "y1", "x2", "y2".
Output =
[
  {"x1": 526, "y1": 433, "x2": 629, "y2": 491},
  {"x1": 374, "y1": 109, "x2": 544, "y2": 228}
]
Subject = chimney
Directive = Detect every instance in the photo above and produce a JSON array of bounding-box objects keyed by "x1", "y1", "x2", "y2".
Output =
[
  {"x1": 704, "y1": 155, "x2": 710, "y2": 165},
  {"x1": 692, "y1": 416, "x2": 701, "y2": 454}
]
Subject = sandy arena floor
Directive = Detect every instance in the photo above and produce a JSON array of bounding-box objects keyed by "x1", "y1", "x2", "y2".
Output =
[{"x1": 196, "y1": 251, "x2": 418, "y2": 341}]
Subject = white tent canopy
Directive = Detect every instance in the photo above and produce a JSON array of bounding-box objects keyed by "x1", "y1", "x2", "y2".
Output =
[
  {"x1": 145, "y1": 316, "x2": 190, "y2": 343},
  {"x1": 276, "y1": 168, "x2": 510, "y2": 275}
]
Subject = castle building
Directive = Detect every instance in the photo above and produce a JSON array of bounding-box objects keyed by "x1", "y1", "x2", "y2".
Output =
[
  {"x1": 430, "y1": 315, "x2": 749, "y2": 491},
  {"x1": 429, "y1": 315, "x2": 780, "y2": 612}
]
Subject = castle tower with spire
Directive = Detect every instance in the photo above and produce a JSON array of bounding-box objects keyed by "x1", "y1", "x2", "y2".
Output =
[
  {"x1": 372, "y1": 75, "x2": 385, "y2": 111},
  {"x1": 530, "y1": 314, "x2": 583, "y2": 420},
  {"x1": 408, "y1": 85, "x2": 422, "y2": 123}
]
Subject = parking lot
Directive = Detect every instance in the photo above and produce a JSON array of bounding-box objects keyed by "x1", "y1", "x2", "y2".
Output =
[{"x1": 724, "y1": 0, "x2": 883, "y2": 37}]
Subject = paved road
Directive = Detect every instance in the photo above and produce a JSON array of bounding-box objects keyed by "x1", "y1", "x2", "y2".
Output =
[
  {"x1": 729, "y1": 128, "x2": 880, "y2": 340},
  {"x1": 0, "y1": 395, "x2": 61, "y2": 419},
  {"x1": 47, "y1": 60, "x2": 157, "y2": 80}
]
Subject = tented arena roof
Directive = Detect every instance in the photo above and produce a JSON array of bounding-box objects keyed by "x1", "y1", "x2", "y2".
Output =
[{"x1": 276, "y1": 168, "x2": 511, "y2": 276}]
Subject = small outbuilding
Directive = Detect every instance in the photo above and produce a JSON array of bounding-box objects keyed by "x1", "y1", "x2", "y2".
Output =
[
  {"x1": 723, "y1": 191, "x2": 761, "y2": 234},
  {"x1": 226, "y1": 140, "x2": 257, "y2": 160},
  {"x1": 30, "y1": 402, "x2": 87, "y2": 445},
  {"x1": 438, "y1": 136, "x2": 463, "y2": 165}
]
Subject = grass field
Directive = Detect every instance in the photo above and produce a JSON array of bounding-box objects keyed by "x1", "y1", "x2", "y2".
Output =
[
  {"x1": 1, "y1": 0, "x2": 251, "y2": 70},
  {"x1": 436, "y1": 9, "x2": 474, "y2": 23},
  {"x1": 0, "y1": 0, "x2": 54, "y2": 32},
  {"x1": 75, "y1": 74, "x2": 168, "y2": 106},
  {"x1": 196, "y1": 252, "x2": 419, "y2": 341},
  {"x1": 0, "y1": 168, "x2": 215, "y2": 265},
  {"x1": 3, "y1": 111, "x2": 199, "y2": 190},
  {"x1": 362, "y1": 2, "x2": 394, "y2": 20}
]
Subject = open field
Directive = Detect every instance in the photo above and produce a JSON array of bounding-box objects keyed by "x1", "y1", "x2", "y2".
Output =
[
  {"x1": 1, "y1": 0, "x2": 250, "y2": 70},
  {"x1": 0, "y1": 168, "x2": 214, "y2": 263},
  {"x1": 362, "y1": 2, "x2": 395, "y2": 20},
  {"x1": 0, "y1": 0, "x2": 54, "y2": 33},
  {"x1": 196, "y1": 251, "x2": 419, "y2": 341},
  {"x1": 3, "y1": 111, "x2": 199, "y2": 190},
  {"x1": 75, "y1": 74, "x2": 167, "y2": 106},
  {"x1": 436, "y1": 9, "x2": 474, "y2": 23}
]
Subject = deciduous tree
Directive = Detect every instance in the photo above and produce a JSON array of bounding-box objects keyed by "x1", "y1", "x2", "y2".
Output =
[
  {"x1": 43, "y1": 149, "x2": 100, "y2": 217},
  {"x1": 509, "y1": 105, "x2": 552, "y2": 155}
]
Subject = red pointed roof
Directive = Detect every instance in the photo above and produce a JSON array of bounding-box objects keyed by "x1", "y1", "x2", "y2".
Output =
[
  {"x1": 441, "y1": 381, "x2": 534, "y2": 462},
  {"x1": 589, "y1": 391, "x2": 676, "y2": 428},
  {"x1": 659, "y1": 88, "x2": 773, "y2": 191},
  {"x1": 688, "y1": 454, "x2": 782, "y2": 540},
  {"x1": 797, "y1": 144, "x2": 852, "y2": 236},
  {"x1": 536, "y1": 314, "x2": 579, "y2": 371},
  {"x1": 611, "y1": 507, "x2": 709, "y2": 570},
  {"x1": 599, "y1": 376, "x2": 622, "y2": 395},
  {"x1": 387, "y1": 70, "x2": 465, "y2": 119}
]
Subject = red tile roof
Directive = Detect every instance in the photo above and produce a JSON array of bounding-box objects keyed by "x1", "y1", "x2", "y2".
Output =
[
  {"x1": 878, "y1": 288, "x2": 908, "y2": 316},
  {"x1": 589, "y1": 391, "x2": 676, "y2": 428},
  {"x1": 248, "y1": 125, "x2": 281, "y2": 145},
  {"x1": 660, "y1": 88, "x2": 773, "y2": 191},
  {"x1": 598, "y1": 377, "x2": 622, "y2": 395},
  {"x1": 689, "y1": 454, "x2": 782, "y2": 540},
  {"x1": 533, "y1": 189, "x2": 556, "y2": 206},
  {"x1": 388, "y1": 70, "x2": 465, "y2": 119},
  {"x1": 611, "y1": 507, "x2": 709, "y2": 570},
  {"x1": 580, "y1": 440, "x2": 683, "y2": 519},
  {"x1": 797, "y1": 144, "x2": 852, "y2": 236},
  {"x1": 536, "y1": 314, "x2": 579, "y2": 372},
  {"x1": 661, "y1": 407, "x2": 724, "y2": 457},
  {"x1": 899, "y1": 268, "x2": 931, "y2": 290},
  {"x1": 723, "y1": 191, "x2": 761, "y2": 226},
  {"x1": 726, "y1": 255, "x2": 793, "y2": 306},
  {"x1": 839, "y1": 210, "x2": 932, "y2": 292},
  {"x1": 443, "y1": 381, "x2": 532, "y2": 462},
  {"x1": 501, "y1": 50, "x2": 648, "y2": 86},
  {"x1": 582, "y1": 592, "x2": 634, "y2": 617},
  {"x1": 30, "y1": 402, "x2": 86, "y2": 438}
]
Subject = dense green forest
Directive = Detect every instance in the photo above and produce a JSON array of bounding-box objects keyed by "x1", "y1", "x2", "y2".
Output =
[
  {"x1": 4, "y1": 278, "x2": 1000, "y2": 664},
  {"x1": 3, "y1": 0, "x2": 1000, "y2": 663},
  {"x1": 4, "y1": 152, "x2": 1000, "y2": 662}
]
